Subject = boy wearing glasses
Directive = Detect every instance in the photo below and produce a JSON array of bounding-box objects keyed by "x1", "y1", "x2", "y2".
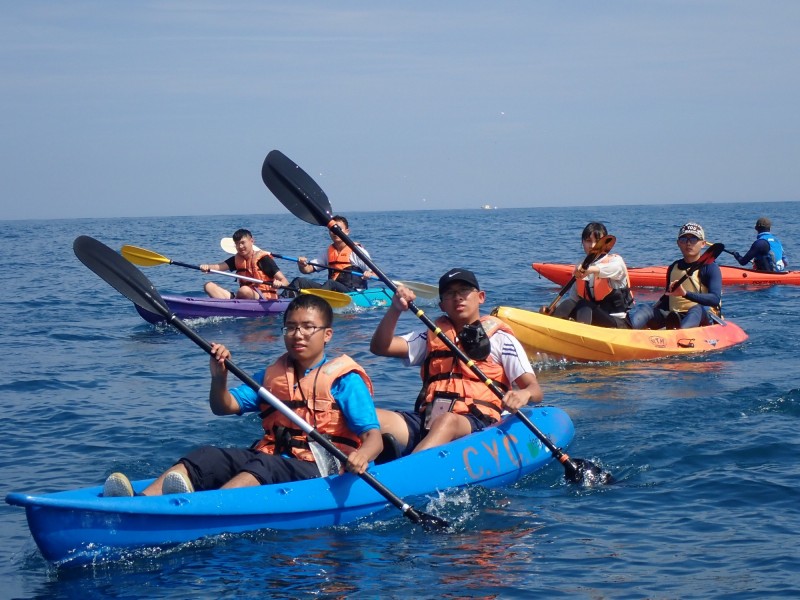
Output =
[
  {"x1": 103, "y1": 294, "x2": 382, "y2": 497},
  {"x1": 369, "y1": 268, "x2": 542, "y2": 457},
  {"x1": 628, "y1": 222, "x2": 723, "y2": 330}
]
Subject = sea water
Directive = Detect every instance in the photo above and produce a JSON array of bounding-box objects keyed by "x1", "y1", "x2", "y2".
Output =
[{"x1": 1, "y1": 202, "x2": 799, "y2": 598}]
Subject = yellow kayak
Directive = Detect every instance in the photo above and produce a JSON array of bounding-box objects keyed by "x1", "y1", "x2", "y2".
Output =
[{"x1": 492, "y1": 306, "x2": 748, "y2": 362}]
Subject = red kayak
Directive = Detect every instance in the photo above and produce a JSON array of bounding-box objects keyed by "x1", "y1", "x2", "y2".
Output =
[{"x1": 532, "y1": 263, "x2": 800, "y2": 288}]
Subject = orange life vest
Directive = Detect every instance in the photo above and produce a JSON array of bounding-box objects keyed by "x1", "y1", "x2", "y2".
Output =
[
  {"x1": 253, "y1": 354, "x2": 373, "y2": 462},
  {"x1": 418, "y1": 315, "x2": 512, "y2": 425},
  {"x1": 234, "y1": 250, "x2": 277, "y2": 299},
  {"x1": 326, "y1": 244, "x2": 353, "y2": 281},
  {"x1": 575, "y1": 254, "x2": 634, "y2": 313}
]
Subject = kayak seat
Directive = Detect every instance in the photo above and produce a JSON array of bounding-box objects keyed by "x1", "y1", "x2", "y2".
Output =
[{"x1": 375, "y1": 433, "x2": 404, "y2": 465}]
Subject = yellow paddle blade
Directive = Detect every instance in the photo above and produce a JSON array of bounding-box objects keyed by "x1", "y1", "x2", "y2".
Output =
[
  {"x1": 121, "y1": 245, "x2": 171, "y2": 267},
  {"x1": 299, "y1": 288, "x2": 351, "y2": 308}
]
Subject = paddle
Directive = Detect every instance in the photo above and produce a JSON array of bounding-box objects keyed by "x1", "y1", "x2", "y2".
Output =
[
  {"x1": 703, "y1": 242, "x2": 735, "y2": 257},
  {"x1": 261, "y1": 149, "x2": 610, "y2": 486},
  {"x1": 658, "y1": 243, "x2": 725, "y2": 302},
  {"x1": 75, "y1": 236, "x2": 448, "y2": 531},
  {"x1": 120, "y1": 245, "x2": 351, "y2": 309},
  {"x1": 539, "y1": 235, "x2": 617, "y2": 316},
  {"x1": 221, "y1": 237, "x2": 440, "y2": 299}
]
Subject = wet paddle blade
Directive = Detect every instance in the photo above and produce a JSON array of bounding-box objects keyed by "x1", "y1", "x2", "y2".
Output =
[
  {"x1": 413, "y1": 510, "x2": 450, "y2": 532},
  {"x1": 564, "y1": 458, "x2": 614, "y2": 486},
  {"x1": 262, "y1": 150, "x2": 332, "y2": 226},
  {"x1": 120, "y1": 245, "x2": 172, "y2": 267},
  {"x1": 74, "y1": 236, "x2": 171, "y2": 318},
  {"x1": 298, "y1": 288, "x2": 351, "y2": 308}
]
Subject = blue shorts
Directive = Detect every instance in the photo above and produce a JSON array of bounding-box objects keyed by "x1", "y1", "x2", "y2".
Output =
[
  {"x1": 397, "y1": 411, "x2": 487, "y2": 457},
  {"x1": 178, "y1": 446, "x2": 321, "y2": 490}
]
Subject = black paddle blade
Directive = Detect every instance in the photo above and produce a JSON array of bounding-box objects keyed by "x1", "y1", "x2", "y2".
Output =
[
  {"x1": 701, "y1": 243, "x2": 725, "y2": 264},
  {"x1": 407, "y1": 508, "x2": 449, "y2": 531},
  {"x1": 564, "y1": 458, "x2": 613, "y2": 486},
  {"x1": 262, "y1": 150, "x2": 332, "y2": 226},
  {"x1": 73, "y1": 235, "x2": 171, "y2": 319}
]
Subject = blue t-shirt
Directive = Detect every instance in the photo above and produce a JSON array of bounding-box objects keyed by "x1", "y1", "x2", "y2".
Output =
[{"x1": 229, "y1": 355, "x2": 379, "y2": 435}]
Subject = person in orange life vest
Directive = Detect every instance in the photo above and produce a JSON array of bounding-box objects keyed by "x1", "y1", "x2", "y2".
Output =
[
  {"x1": 551, "y1": 222, "x2": 635, "y2": 328},
  {"x1": 102, "y1": 294, "x2": 383, "y2": 497},
  {"x1": 200, "y1": 228, "x2": 289, "y2": 300},
  {"x1": 369, "y1": 268, "x2": 542, "y2": 457},
  {"x1": 288, "y1": 215, "x2": 375, "y2": 294},
  {"x1": 628, "y1": 222, "x2": 723, "y2": 330}
]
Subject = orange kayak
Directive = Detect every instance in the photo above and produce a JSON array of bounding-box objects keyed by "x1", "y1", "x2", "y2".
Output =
[
  {"x1": 492, "y1": 306, "x2": 748, "y2": 362},
  {"x1": 532, "y1": 262, "x2": 800, "y2": 288}
]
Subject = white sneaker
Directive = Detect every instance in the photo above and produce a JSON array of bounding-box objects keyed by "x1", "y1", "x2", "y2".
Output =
[
  {"x1": 162, "y1": 471, "x2": 194, "y2": 494},
  {"x1": 103, "y1": 472, "x2": 134, "y2": 497}
]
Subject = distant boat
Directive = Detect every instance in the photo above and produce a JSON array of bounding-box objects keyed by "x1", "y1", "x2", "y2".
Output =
[{"x1": 481, "y1": 204, "x2": 496, "y2": 210}]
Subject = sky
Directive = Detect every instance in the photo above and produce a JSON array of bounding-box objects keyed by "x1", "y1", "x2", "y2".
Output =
[{"x1": 2, "y1": 1, "x2": 799, "y2": 220}]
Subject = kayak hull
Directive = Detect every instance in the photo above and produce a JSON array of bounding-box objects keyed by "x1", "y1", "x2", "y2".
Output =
[
  {"x1": 532, "y1": 262, "x2": 800, "y2": 288},
  {"x1": 135, "y1": 288, "x2": 394, "y2": 323},
  {"x1": 493, "y1": 306, "x2": 748, "y2": 362},
  {"x1": 6, "y1": 406, "x2": 573, "y2": 565}
]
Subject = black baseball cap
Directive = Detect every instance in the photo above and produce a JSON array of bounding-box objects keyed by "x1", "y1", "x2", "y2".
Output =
[{"x1": 438, "y1": 268, "x2": 480, "y2": 296}]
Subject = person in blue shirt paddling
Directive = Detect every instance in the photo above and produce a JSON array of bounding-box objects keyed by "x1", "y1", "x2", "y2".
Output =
[
  {"x1": 628, "y1": 222, "x2": 723, "y2": 330},
  {"x1": 103, "y1": 294, "x2": 382, "y2": 497},
  {"x1": 732, "y1": 217, "x2": 788, "y2": 272}
]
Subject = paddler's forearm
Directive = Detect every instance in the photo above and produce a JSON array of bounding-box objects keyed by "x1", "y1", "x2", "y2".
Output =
[{"x1": 370, "y1": 305, "x2": 402, "y2": 356}]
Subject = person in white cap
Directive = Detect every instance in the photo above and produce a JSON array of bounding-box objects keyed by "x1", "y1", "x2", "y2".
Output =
[
  {"x1": 628, "y1": 223, "x2": 722, "y2": 330},
  {"x1": 733, "y1": 217, "x2": 788, "y2": 272}
]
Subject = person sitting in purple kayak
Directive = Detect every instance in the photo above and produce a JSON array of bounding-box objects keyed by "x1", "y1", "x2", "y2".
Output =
[
  {"x1": 103, "y1": 294, "x2": 383, "y2": 497},
  {"x1": 628, "y1": 222, "x2": 723, "y2": 330},
  {"x1": 732, "y1": 217, "x2": 788, "y2": 273},
  {"x1": 200, "y1": 228, "x2": 289, "y2": 299}
]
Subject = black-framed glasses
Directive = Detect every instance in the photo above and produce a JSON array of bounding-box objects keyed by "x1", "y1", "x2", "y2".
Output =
[
  {"x1": 678, "y1": 236, "x2": 701, "y2": 244},
  {"x1": 281, "y1": 325, "x2": 327, "y2": 336}
]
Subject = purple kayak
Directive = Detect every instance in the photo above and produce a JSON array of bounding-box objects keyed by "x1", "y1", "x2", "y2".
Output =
[{"x1": 135, "y1": 295, "x2": 292, "y2": 323}]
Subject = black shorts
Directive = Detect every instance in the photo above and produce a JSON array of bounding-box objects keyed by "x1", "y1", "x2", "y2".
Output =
[
  {"x1": 178, "y1": 446, "x2": 321, "y2": 491},
  {"x1": 398, "y1": 411, "x2": 487, "y2": 457}
]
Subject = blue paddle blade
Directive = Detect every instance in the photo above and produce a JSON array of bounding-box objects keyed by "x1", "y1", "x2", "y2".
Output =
[{"x1": 262, "y1": 150, "x2": 333, "y2": 226}]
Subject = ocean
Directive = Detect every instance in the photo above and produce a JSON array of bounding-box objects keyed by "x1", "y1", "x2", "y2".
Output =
[{"x1": 1, "y1": 201, "x2": 799, "y2": 598}]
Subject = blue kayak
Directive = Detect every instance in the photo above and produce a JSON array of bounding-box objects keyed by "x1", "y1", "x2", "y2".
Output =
[
  {"x1": 135, "y1": 287, "x2": 394, "y2": 323},
  {"x1": 6, "y1": 406, "x2": 574, "y2": 565}
]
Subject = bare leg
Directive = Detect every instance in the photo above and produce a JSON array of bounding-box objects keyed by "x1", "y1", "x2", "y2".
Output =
[
  {"x1": 204, "y1": 281, "x2": 233, "y2": 299},
  {"x1": 376, "y1": 409, "x2": 411, "y2": 448},
  {"x1": 219, "y1": 472, "x2": 260, "y2": 489},
  {"x1": 413, "y1": 413, "x2": 472, "y2": 453},
  {"x1": 142, "y1": 463, "x2": 191, "y2": 496}
]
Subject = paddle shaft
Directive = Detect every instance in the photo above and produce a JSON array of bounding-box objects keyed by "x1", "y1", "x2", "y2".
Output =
[
  {"x1": 261, "y1": 149, "x2": 600, "y2": 482},
  {"x1": 318, "y1": 222, "x2": 584, "y2": 478},
  {"x1": 169, "y1": 257, "x2": 319, "y2": 295}
]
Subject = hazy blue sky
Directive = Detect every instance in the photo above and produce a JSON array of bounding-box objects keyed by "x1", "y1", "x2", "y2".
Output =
[{"x1": 2, "y1": 1, "x2": 798, "y2": 220}]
